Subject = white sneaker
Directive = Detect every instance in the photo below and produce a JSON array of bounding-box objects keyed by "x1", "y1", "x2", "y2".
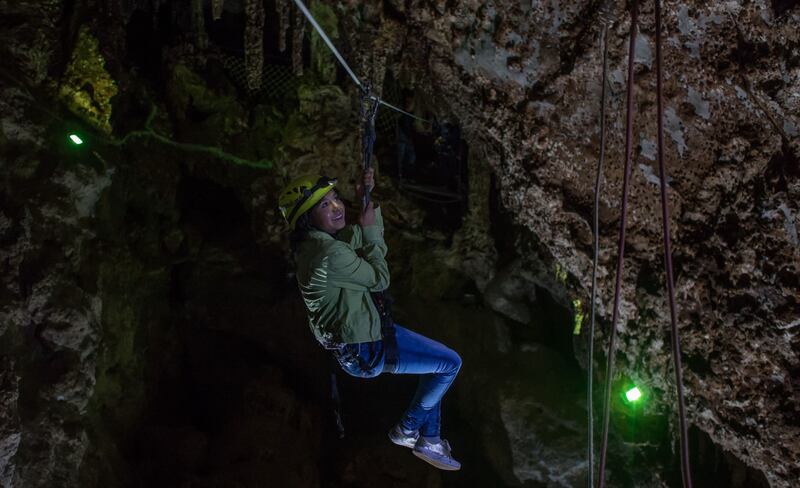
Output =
[
  {"x1": 412, "y1": 438, "x2": 461, "y2": 471},
  {"x1": 388, "y1": 425, "x2": 419, "y2": 449}
]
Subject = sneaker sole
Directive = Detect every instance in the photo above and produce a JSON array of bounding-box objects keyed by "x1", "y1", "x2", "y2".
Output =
[{"x1": 412, "y1": 450, "x2": 461, "y2": 471}]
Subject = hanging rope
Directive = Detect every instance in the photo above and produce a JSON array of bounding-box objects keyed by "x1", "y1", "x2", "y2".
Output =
[
  {"x1": 596, "y1": 2, "x2": 693, "y2": 486},
  {"x1": 597, "y1": 1, "x2": 638, "y2": 486},
  {"x1": 655, "y1": 0, "x2": 693, "y2": 485},
  {"x1": 588, "y1": 2, "x2": 615, "y2": 486}
]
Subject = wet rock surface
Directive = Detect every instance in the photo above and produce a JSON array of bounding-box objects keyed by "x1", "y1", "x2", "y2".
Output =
[{"x1": 0, "y1": 1, "x2": 798, "y2": 487}]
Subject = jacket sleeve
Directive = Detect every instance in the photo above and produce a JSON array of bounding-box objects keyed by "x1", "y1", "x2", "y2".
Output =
[
  {"x1": 327, "y1": 209, "x2": 389, "y2": 291},
  {"x1": 336, "y1": 206, "x2": 384, "y2": 250},
  {"x1": 336, "y1": 223, "x2": 363, "y2": 249}
]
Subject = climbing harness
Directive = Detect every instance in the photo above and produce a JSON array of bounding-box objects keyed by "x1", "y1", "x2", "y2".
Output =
[
  {"x1": 289, "y1": 0, "x2": 430, "y2": 125},
  {"x1": 594, "y1": 2, "x2": 692, "y2": 487},
  {"x1": 372, "y1": 291, "x2": 399, "y2": 373},
  {"x1": 587, "y1": 2, "x2": 615, "y2": 486}
]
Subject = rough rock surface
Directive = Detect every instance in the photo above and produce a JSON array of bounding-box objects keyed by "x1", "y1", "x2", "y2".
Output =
[
  {"x1": 0, "y1": 1, "x2": 798, "y2": 487},
  {"x1": 330, "y1": 1, "x2": 800, "y2": 486}
]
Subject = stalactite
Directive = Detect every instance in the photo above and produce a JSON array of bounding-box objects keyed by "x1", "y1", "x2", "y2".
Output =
[
  {"x1": 244, "y1": 0, "x2": 265, "y2": 91},
  {"x1": 212, "y1": 0, "x2": 225, "y2": 20},
  {"x1": 292, "y1": 8, "x2": 306, "y2": 75},
  {"x1": 192, "y1": 0, "x2": 207, "y2": 48},
  {"x1": 277, "y1": 0, "x2": 290, "y2": 52}
]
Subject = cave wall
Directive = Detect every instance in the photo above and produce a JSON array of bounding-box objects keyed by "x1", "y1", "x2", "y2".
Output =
[
  {"x1": 328, "y1": 1, "x2": 799, "y2": 486},
  {"x1": 0, "y1": 0, "x2": 798, "y2": 487}
]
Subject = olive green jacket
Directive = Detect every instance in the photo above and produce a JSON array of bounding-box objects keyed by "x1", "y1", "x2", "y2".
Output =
[{"x1": 295, "y1": 207, "x2": 389, "y2": 347}]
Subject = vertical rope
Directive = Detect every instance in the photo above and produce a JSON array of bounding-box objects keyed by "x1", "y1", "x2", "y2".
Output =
[
  {"x1": 597, "y1": 2, "x2": 638, "y2": 486},
  {"x1": 588, "y1": 13, "x2": 612, "y2": 487},
  {"x1": 655, "y1": 1, "x2": 693, "y2": 486}
]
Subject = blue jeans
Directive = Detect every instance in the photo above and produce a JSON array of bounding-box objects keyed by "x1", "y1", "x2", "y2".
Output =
[{"x1": 335, "y1": 325, "x2": 462, "y2": 437}]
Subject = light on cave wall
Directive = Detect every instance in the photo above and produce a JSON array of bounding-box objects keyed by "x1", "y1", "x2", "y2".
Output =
[
  {"x1": 69, "y1": 134, "x2": 84, "y2": 145},
  {"x1": 624, "y1": 386, "x2": 643, "y2": 404}
]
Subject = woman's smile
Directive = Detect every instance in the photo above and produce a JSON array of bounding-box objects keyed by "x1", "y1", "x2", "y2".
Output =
[{"x1": 310, "y1": 190, "x2": 346, "y2": 234}]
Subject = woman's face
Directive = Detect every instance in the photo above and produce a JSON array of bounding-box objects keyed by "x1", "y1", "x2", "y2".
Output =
[{"x1": 309, "y1": 190, "x2": 346, "y2": 234}]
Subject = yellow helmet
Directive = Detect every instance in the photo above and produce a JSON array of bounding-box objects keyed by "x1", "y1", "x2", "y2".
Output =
[{"x1": 278, "y1": 175, "x2": 338, "y2": 228}]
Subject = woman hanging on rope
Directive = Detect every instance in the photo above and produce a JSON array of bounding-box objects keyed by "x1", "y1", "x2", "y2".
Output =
[{"x1": 278, "y1": 168, "x2": 462, "y2": 471}]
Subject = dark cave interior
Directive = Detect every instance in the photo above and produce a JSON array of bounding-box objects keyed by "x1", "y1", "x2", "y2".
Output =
[{"x1": 1, "y1": 1, "x2": 797, "y2": 487}]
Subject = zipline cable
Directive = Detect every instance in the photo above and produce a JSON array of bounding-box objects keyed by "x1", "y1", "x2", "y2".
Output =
[
  {"x1": 289, "y1": 0, "x2": 360, "y2": 88},
  {"x1": 655, "y1": 0, "x2": 693, "y2": 485},
  {"x1": 289, "y1": 0, "x2": 430, "y2": 125},
  {"x1": 596, "y1": 1, "x2": 638, "y2": 486},
  {"x1": 588, "y1": 2, "x2": 615, "y2": 485}
]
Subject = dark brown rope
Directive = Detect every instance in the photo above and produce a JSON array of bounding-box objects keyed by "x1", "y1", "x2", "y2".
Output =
[
  {"x1": 655, "y1": 1, "x2": 693, "y2": 486},
  {"x1": 597, "y1": 1, "x2": 638, "y2": 486},
  {"x1": 588, "y1": 14, "x2": 612, "y2": 488}
]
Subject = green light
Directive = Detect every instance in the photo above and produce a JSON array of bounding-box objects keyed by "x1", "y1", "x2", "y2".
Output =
[
  {"x1": 625, "y1": 386, "x2": 642, "y2": 403},
  {"x1": 69, "y1": 134, "x2": 83, "y2": 145}
]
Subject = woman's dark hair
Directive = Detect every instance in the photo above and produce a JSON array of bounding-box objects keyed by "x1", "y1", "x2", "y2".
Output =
[{"x1": 289, "y1": 213, "x2": 313, "y2": 255}]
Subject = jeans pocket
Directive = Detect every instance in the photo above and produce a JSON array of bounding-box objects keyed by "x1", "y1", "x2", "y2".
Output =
[{"x1": 338, "y1": 343, "x2": 383, "y2": 378}]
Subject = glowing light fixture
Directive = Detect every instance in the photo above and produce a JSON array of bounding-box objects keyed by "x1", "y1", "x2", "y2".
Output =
[
  {"x1": 625, "y1": 386, "x2": 642, "y2": 403},
  {"x1": 69, "y1": 134, "x2": 83, "y2": 145}
]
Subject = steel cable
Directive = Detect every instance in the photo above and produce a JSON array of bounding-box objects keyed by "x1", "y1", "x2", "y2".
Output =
[{"x1": 289, "y1": 0, "x2": 430, "y2": 124}]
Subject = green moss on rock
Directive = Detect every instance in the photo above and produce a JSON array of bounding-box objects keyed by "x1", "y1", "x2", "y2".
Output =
[{"x1": 58, "y1": 27, "x2": 118, "y2": 134}]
